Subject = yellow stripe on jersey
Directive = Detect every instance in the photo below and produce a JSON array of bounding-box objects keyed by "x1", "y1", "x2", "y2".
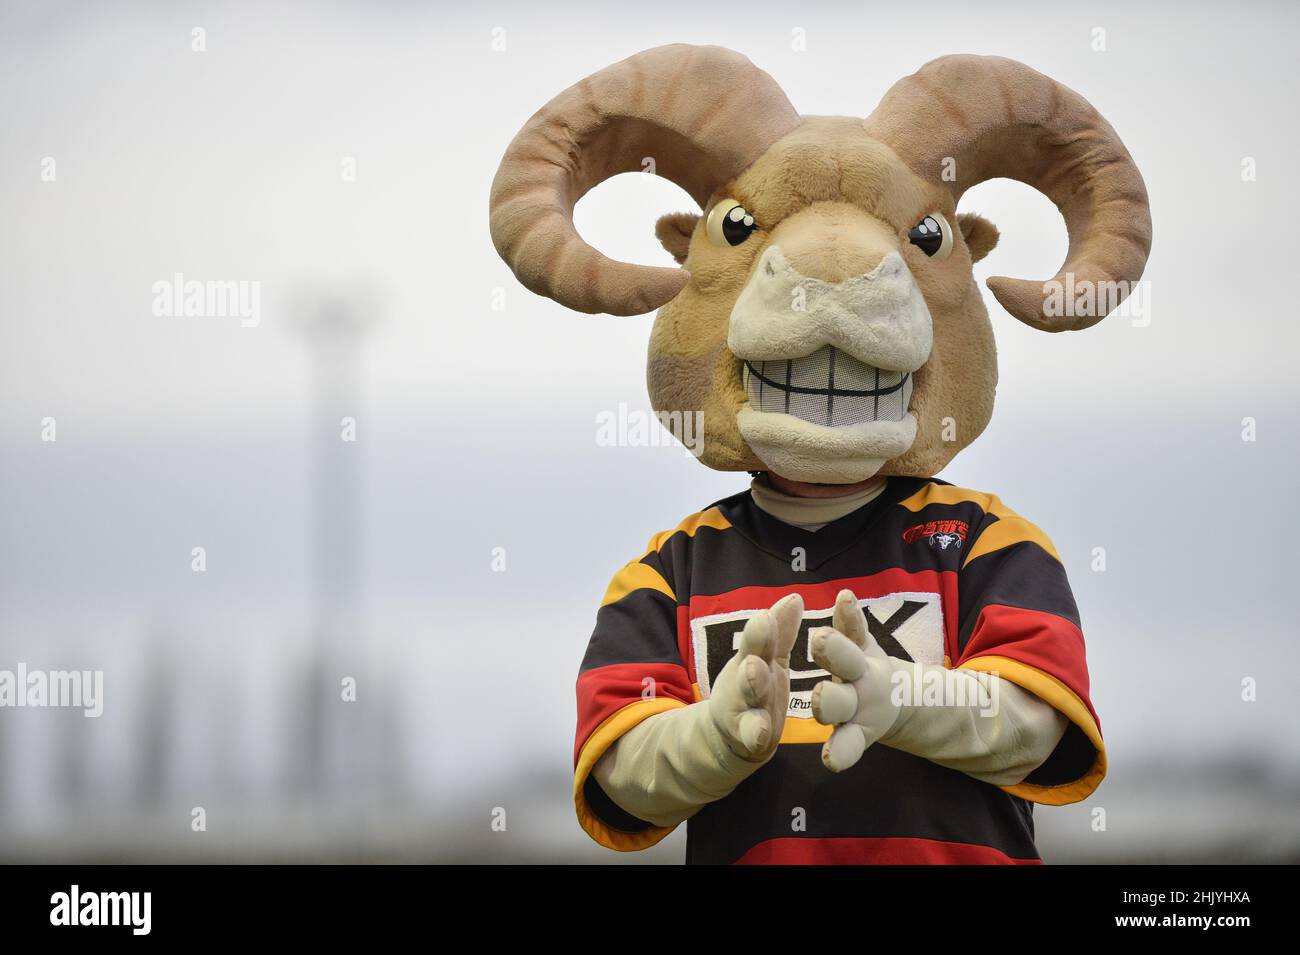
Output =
[
  {"x1": 779, "y1": 717, "x2": 834, "y2": 745},
  {"x1": 957, "y1": 654, "x2": 1107, "y2": 806},
  {"x1": 643, "y1": 507, "x2": 732, "y2": 557},
  {"x1": 573, "y1": 697, "x2": 688, "y2": 851},
  {"x1": 598, "y1": 509, "x2": 733, "y2": 605},
  {"x1": 695, "y1": 697, "x2": 835, "y2": 745},
  {"x1": 898, "y1": 483, "x2": 1061, "y2": 567},
  {"x1": 600, "y1": 507, "x2": 732, "y2": 607},
  {"x1": 962, "y1": 515, "x2": 1061, "y2": 567},
  {"x1": 601, "y1": 562, "x2": 675, "y2": 607},
  {"x1": 898, "y1": 483, "x2": 1018, "y2": 517}
]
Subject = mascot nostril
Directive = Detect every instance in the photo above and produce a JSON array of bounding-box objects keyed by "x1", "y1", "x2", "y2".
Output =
[{"x1": 490, "y1": 44, "x2": 1151, "y2": 865}]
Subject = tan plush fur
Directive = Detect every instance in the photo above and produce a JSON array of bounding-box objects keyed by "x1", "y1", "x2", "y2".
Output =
[
  {"x1": 957, "y1": 213, "x2": 999, "y2": 264},
  {"x1": 489, "y1": 45, "x2": 800, "y2": 316},
  {"x1": 648, "y1": 117, "x2": 998, "y2": 476},
  {"x1": 654, "y1": 213, "x2": 697, "y2": 265},
  {"x1": 491, "y1": 47, "x2": 1151, "y2": 481},
  {"x1": 865, "y1": 54, "x2": 1152, "y2": 332}
]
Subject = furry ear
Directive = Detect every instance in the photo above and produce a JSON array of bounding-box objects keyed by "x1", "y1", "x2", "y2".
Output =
[
  {"x1": 655, "y1": 212, "x2": 699, "y2": 264},
  {"x1": 957, "y1": 212, "x2": 999, "y2": 264}
]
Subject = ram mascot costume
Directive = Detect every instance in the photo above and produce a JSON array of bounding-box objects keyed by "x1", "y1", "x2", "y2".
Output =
[{"x1": 489, "y1": 45, "x2": 1150, "y2": 864}]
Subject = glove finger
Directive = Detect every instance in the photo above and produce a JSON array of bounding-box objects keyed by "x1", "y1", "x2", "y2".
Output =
[
  {"x1": 769, "y1": 593, "x2": 805, "y2": 667},
  {"x1": 735, "y1": 707, "x2": 773, "y2": 755},
  {"x1": 811, "y1": 679, "x2": 858, "y2": 725},
  {"x1": 821, "y1": 723, "x2": 868, "y2": 773},
  {"x1": 810, "y1": 627, "x2": 867, "y2": 682},
  {"x1": 737, "y1": 654, "x2": 773, "y2": 709},
  {"x1": 738, "y1": 609, "x2": 774, "y2": 663},
  {"x1": 832, "y1": 589, "x2": 868, "y2": 648},
  {"x1": 860, "y1": 628, "x2": 889, "y2": 661}
]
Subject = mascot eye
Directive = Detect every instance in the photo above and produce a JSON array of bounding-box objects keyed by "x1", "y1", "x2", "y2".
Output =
[
  {"x1": 707, "y1": 199, "x2": 758, "y2": 247},
  {"x1": 907, "y1": 213, "x2": 954, "y2": 260}
]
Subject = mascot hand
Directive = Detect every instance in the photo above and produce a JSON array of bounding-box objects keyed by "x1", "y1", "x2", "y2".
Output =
[
  {"x1": 810, "y1": 589, "x2": 905, "y2": 772},
  {"x1": 708, "y1": 592, "x2": 804, "y2": 762}
]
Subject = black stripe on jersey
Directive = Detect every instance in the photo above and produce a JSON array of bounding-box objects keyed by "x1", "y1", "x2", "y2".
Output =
[
  {"x1": 685, "y1": 743, "x2": 1038, "y2": 865},
  {"x1": 676, "y1": 479, "x2": 956, "y2": 597},
  {"x1": 957, "y1": 538, "x2": 1081, "y2": 655},
  {"x1": 627, "y1": 511, "x2": 736, "y2": 607},
  {"x1": 580, "y1": 587, "x2": 679, "y2": 674},
  {"x1": 637, "y1": 546, "x2": 679, "y2": 604},
  {"x1": 897, "y1": 496, "x2": 1002, "y2": 542},
  {"x1": 583, "y1": 774, "x2": 653, "y2": 834},
  {"x1": 1023, "y1": 722, "x2": 1097, "y2": 788},
  {"x1": 713, "y1": 477, "x2": 932, "y2": 572}
]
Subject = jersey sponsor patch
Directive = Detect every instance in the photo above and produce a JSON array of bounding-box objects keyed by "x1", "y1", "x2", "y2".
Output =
[{"x1": 690, "y1": 591, "x2": 945, "y2": 719}]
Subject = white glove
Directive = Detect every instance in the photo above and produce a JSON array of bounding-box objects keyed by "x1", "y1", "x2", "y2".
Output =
[
  {"x1": 593, "y1": 592, "x2": 804, "y2": 827},
  {"x1": 811, "y1": 589, "x2": 1068, "y2": 783},
  {"x1": 809, "y1": 589, "x2": 908, "y2": 771},
  {"x1": 710, "y1": 591, "x2": 805, "y2": 761}
]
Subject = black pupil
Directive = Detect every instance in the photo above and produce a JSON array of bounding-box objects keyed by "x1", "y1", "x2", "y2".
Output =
[
  {"x1": 722, "y1": 207, "x2": 756, "y2": 246},
  {"x1": 908, "y1": 216, "x2": 943, "y2": 256}
]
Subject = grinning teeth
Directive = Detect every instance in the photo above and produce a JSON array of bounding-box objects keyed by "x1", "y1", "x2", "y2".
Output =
[{"x1": 743, "y1": 346, "x2": 913, "y2": 427}]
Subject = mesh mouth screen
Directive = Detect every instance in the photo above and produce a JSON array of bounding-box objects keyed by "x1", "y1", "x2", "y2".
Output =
[{"x1": 744, "y1": 346, "x2": 913, "y2": 427}]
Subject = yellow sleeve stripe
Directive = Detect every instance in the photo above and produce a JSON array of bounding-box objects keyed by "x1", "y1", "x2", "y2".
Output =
[
  {"x1": 600, "y1": 562, "x2": 675, "y2": 607},
  {"x1": 962, "y1": 516, "x2": 1061, "y2": 567},
  {"x1": 898, "y1": 483, "x2": 1018, "y2": 518},
  {"x1": 897, "y1": 484, "x2": 1060, "y2": 567},
  {"x1": 573, "y1": 697, "x2": 688, "y2": 851},
  {"x1": 957, "y1": 655, "x2": 1107, "y2": 806},
  {"x1": 643, "y1": 507, "x2": 731, "y2": 557},
  {"x1": 599, "y1": 508, "x2": 731, "y2": 608}
]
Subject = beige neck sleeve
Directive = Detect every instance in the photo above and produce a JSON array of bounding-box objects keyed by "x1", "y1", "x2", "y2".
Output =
[{"x1": 749, "y1": 475, "x2": 887, "y2": 531}]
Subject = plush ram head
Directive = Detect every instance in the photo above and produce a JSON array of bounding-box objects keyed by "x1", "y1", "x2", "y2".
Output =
[{"x1": 489, "y1": 45, "x2": 1151, "y2": 483}]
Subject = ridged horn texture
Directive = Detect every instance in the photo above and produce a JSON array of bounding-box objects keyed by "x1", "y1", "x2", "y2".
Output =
[
  {"x1": 865, "y1": 55, "x2": 1152, "y2": 331},
  {"x1": 489, "y1": 44, "x2": 801, "y2": 316}
]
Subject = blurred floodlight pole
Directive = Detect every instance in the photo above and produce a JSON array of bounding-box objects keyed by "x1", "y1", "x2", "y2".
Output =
[
  {"x1": 292, "y1": 286, "x2": 378, "y2": 799},
  {"x1": 305, "y1": 298, "x2": 365, "y2": 642}
]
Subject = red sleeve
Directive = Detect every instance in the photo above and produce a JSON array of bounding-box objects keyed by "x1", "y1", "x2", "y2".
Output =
[
  {"x1": 572, "y1": 544, "x2": 694, "y2": 850},
  {"x1": 955, "y1": 500, "x2": 1105, "y2": 805}
]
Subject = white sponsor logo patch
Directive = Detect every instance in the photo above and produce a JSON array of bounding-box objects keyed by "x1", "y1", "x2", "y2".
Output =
[{"x1": 691, "y1": 591, "x2": 944, "y2": 719}]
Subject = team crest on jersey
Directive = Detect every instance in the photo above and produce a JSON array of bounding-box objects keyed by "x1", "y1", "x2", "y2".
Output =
[
  {"x1": 902, "y1": 519, "x2": 969, "y2": 550},
  {"x1": 690, "y1": 592, "x2": 945, "y2": 720}
]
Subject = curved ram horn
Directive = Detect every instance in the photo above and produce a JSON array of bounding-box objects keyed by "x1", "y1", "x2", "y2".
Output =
[
  {"x1": 865, "y1": 55, "x2": 1152, "y2": 331},
  {"x1": 489, "y1": 44, "x2": 801, "y2": 316}
]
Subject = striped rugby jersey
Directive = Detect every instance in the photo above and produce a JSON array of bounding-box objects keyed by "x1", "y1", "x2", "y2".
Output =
[{"x1": 573, "y1": 477, "x2": 1104, "y2": 865}]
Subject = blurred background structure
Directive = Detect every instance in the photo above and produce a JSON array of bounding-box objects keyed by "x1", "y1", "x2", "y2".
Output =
[{"x1": 1, "y1": 0, "x2": 1297, "y2": 862}]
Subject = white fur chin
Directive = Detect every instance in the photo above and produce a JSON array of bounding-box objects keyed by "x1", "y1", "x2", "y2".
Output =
[{"x1": 737, "y1": 407, "x2": 917, "y2": 484}]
